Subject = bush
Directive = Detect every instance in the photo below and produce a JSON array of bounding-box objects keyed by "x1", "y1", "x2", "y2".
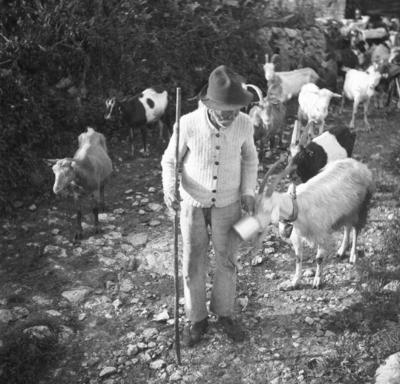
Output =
[{"x1": 0, "y1": 0, "x2": 315, "y2": 212}]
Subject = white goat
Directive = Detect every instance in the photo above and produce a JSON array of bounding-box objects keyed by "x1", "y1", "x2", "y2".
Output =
[
  {"x1": 247, "y1": 84, "x2": 287, "y2": 158},
  {"x1": 253, "y1": 158, "x2": 374, "y2": 289},
  {"x1": 51, "y1": 127, "x2": 113, "y2": 241},
  {"x1": 298, "y1": 83, "x2": 342, "y2": 137},
  {"x1": 340, "y1": 64, "x2": 382, "y2": 130},
  {"x1": 263, "y1": 54, "x2": 319, "y2": 102}
]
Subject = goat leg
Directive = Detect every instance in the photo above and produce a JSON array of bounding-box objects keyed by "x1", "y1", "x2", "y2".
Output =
[
  {"x1": 99, "y1": 184, "x2": 106, "y2": 212},
  {"x1": 74, "y1": 206, "x2": 83, "y2": 242},
  {"x1": 363, "y1": 98, "x2": 371, "y2": 131},
  {"x1": 349, "y1": 227, "x2": 358, "y2": 264},
  {"x1": 93, "y1": 204, "x2": 100, "y2": 234},
  {"x1": 140, "y1": 124, "x2": 149, "y2": 157},
  {"x1": 336, "y1": 225, "x2": 351, "y2": 259},
  {"x1": 290, "y1": 231, "x2": 303, "y2": 289},
  {"x1": 349, "y1": 98, "x2": 359, "y2": 130},
  {"x1": 396, "y1": 78, "x2": 400, "y2": 109},
  {"x1": 129, "y1": 127, "x2": 135, "y2": 157},
  {"x1": 312, "y1": 247, "x2": 325, "y2": 289},
  {"x1": 340, "y1": 92, "x2": 345, "y2": 114}
]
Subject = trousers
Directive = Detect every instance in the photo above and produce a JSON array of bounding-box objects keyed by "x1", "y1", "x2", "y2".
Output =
[{"x1": 180, "y1": 199, "x2": 241, "y2": 322}]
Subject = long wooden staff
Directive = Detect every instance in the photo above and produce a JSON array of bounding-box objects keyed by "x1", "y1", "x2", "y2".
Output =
[{"x1": 173, "y1": 87, "x2": 182, "y2": 365}]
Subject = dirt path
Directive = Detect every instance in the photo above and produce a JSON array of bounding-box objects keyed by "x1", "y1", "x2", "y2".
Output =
[{"x1": 0, "y1": 106, "x2": 400, "y2": 384}]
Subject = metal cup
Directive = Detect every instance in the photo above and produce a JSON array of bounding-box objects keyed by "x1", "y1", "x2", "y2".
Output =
[{"x1": 233, "y1": 216, "x2": 262, "y2": 241}]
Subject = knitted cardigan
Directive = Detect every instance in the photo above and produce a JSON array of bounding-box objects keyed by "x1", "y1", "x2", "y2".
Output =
[{"x1": 161, "y1": 106, "x2": 258, "y2": 208}]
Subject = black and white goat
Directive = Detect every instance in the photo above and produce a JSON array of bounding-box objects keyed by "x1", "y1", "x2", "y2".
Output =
[
  {"x1": 289, "y1": 121, "x2": 356, "y2": 183},
  {"x1": 51, "y1": 127, "x2": 113, "y2": 241},
  {"x1": 254, "y1": 157, "x2": 375, "y2": 289},
  {"x1": 104, "y1": 87, "x2": 168, "y2": 156}
]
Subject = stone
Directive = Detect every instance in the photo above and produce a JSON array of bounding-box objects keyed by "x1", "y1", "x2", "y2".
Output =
[
  {"x1": 142, "y1": 328, "x2": 158, "y2": 340},
  {"x1": 383, "y1": 281, "x2": 400, "y2": 292},
  {"x1": 148, "y1": 203, "x2": 163, "y2": 212},
  {"x1": 127, "y1": 232, "x2": 148, "y2": 247},
  {"x1": 375, "y1": 352, "x2": 400, "y2": 384},
  {"x1": 23, "y1": 325, "x2": 52, "y2": 339},
  {"x1": 153, "y1": 309, "x2": 169, "y2": 322},
  {"x1": 149, "y1": 220, "x2": 161, "y2": 227},
  {"x1": 99, "y1": 366, "x2": 117, "y2": 378},
  {"x1": 46, "y1": 310, "x2": 62, "y2": 317},
  {"x1": 32, "y1": 295, "x2": 53, "y2": 306},
  {"x1": 150, "y1": 359, "x2": 165, "y2": 370},
  {"x1": 0, "y1": 309, "x2": 13, "y2": 323},
  {"x1": 170, "y1": 371, "x2": 182, "y2": 381},
  {"x1": 62, "y1": 288, "x2": 91, "y2": 304},
  {"x1": 120, "y1": 279, "x2": 134, "y2": 293}
]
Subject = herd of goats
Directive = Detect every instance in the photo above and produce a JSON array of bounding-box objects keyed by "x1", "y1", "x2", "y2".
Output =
[{"x1": 49, "y1": 14, "x2": 400, "y2": 289}]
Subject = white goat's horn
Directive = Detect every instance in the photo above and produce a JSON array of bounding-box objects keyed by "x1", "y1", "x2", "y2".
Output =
[
  {"x1": 259, "y1": 153, "x2": 287, "y2": 194},
  {"x1": 299, "y1": 123, "x2": 310, "y2": 147},
  {"x1": 245, "y1": 84, "x2": 264, "y2": 103},
  {"x1": 265, "y1": 54, "x2": 269, "y2": 63},
  {"x1": 264, "y1": 163, "x2": 297, "y2": 198},
  {"x1": 291, "y1": 120, "x2": 300, "y2": 147}
]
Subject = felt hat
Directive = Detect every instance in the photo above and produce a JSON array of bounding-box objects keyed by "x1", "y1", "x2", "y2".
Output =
[{"x1": 200, "y1": 65, "x2": 253, "y2": 111}]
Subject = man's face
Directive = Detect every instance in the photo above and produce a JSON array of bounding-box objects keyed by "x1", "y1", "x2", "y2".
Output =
[{"x1": 209, "y1": 108, "x2": 240, "y2": 128}]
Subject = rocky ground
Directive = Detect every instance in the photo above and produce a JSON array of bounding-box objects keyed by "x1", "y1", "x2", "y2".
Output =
[{"x1": 1, "y1": 104, "x2": 400, "y2": 384}]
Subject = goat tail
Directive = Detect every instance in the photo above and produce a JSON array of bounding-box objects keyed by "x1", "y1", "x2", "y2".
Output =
[{"x1": 245, "y1": 84, "x2": 264, "y2": 103}]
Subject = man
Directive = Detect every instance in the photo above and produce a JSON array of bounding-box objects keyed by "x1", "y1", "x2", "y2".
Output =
[{"x1": 161, "y1": 65, "x2": 258, "y2": 347}]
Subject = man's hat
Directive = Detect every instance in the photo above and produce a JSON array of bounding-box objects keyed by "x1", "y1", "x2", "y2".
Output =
[{"x1": 199, "y1": 65, "x2": 253, "y2": 111}]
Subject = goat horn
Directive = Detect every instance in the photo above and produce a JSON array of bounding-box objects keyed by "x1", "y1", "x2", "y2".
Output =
[
  {"x1": 265, "y1": 54, "x2": 269, "y2": 63},
  {"x1": 291, "y1": 120, "x2": 300, "y2": 147},
  {"x1": 264, "y1": 162, "x2": 297, "y2": 198},
  {"x1": 44, "y1": 158, "x2": 59, "y2": 166},
  {"x1": 259, "y1": 153, "x2": 287, "y2": 194},
  {"x1": 245, "y1": 84, "x2": 264, "y2": 103},
  {"x1": 299, "y1": 123, "x2": 310, "y2": 147}
]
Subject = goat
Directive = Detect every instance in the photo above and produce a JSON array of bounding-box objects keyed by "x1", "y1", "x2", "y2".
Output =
[
  {"x1": 246, "y1": 84, "x2": 287, "y2": 159},
  {"x1": 104, "y1": 87, "x2": 168, "y2": 157},
  {"x1": 297, "y1": 83, "x2": 342, "y2": 138},
  {"x1": 51, "y1": 127, "x2": 113, "y2": 241},
  {"x1": 289, "y1": 122, "x2": 356, "y2": 182},
  {"x1": 253, "y1": 157, "x2": 374, "y2": 289},
  {"x1": 340, "y1": 64, "x2": 382, "y2": 130},
  {"x1": 263, "y1": 54, "x2": 319, "y2": 102},
  {"x1": 298, "y1": 53, "x2": 339, "y2": 91}
]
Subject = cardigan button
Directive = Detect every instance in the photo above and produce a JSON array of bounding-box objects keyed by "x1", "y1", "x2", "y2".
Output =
[
  {"x1": 212, "y1": 189, "x2": 216, "y2": 193},
  {"x1": 213, "y1": 176, "x2": 218, "y2": 179},
  {"x1": 215, "y1": 161, "x2": 219, "y2": 165},
  {"x1": 216, "y1": 145, "x2": 220, "y2": 150},
  {"x1": 211, "y1": 198, "x2": 216, "y2": 202},
  {"x1": 216, "y1": 133, "x2": 220, "y2": 138}
]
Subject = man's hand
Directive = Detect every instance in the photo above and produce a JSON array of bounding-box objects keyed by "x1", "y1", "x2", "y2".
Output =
[
  {"x1": 164, "y1": 191, "x2": 180, "y2": 213},
  {"x1": 241, "y1": 195, "x2": 255, "y2": 216}
]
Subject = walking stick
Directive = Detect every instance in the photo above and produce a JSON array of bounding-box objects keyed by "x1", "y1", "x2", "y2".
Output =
[{"x1": 173, "y1": 87, "x2": 182, "y2": 365}]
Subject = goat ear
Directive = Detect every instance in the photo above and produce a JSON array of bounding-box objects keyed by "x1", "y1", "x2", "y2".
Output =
[
  {"x1": 71, "y1": 160, "x2": 77, "y2": 169},
  {"x1": 44, "y1": 159, "x2": 60, "y2": 166}
]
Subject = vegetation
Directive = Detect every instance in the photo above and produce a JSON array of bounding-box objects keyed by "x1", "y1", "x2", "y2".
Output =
[{"x1": 0, "y1": 0, "x2": 287, "y2": 212}]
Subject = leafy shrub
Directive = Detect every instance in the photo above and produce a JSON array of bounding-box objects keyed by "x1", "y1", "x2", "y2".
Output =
[{"x1": 0, "y1": 0, "x2": 317, "y2": 212}]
